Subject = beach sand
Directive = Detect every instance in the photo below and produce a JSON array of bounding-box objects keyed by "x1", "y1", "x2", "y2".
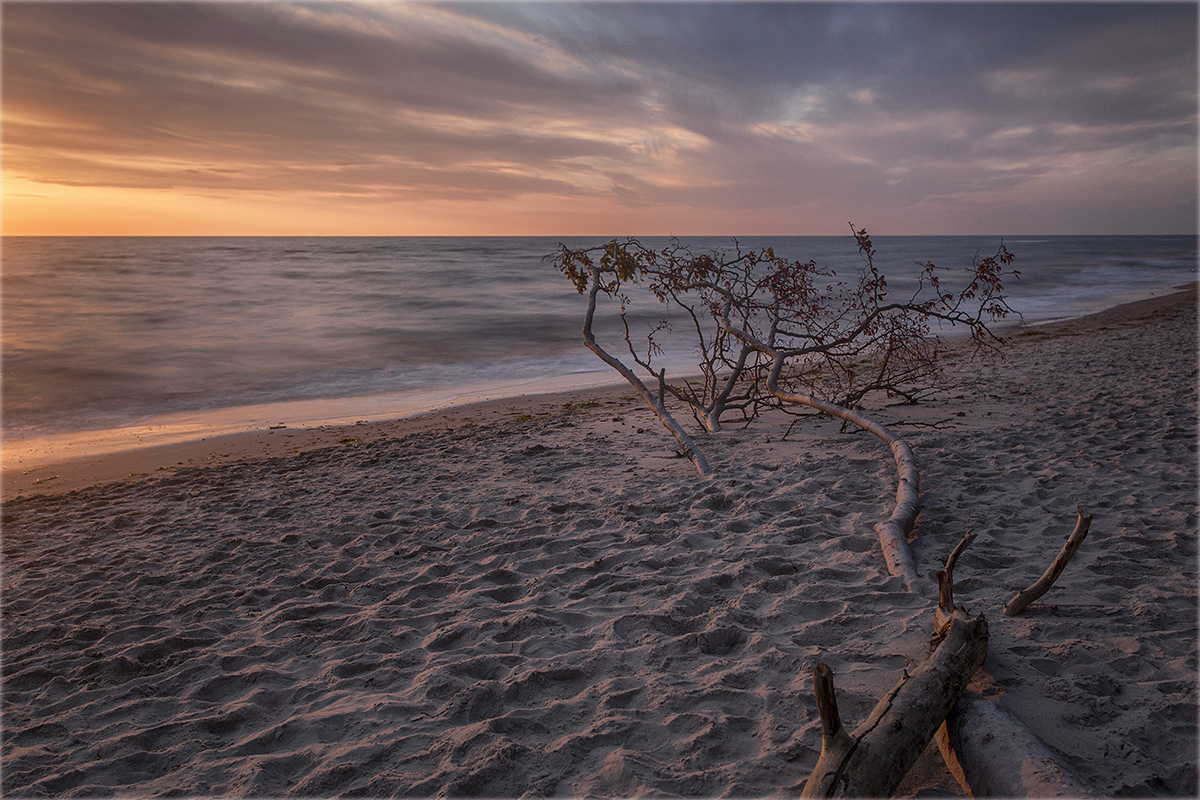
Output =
[{"x1": 2, "y1": 288, "x2": 1196, "y2": 797}]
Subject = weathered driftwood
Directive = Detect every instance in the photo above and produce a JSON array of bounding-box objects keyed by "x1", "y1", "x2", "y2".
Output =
[
  {"x1": 942, "y1": 529, "x2": 976, "y2": 578},
  {"x1": 580, "y1": 263, "x2": 713, "y2": 475},
  {"x1": 767, "y1": 379, "x2": 922, "y2": 590},
  {"x1": 936, "y1": 694, "x2": 1094, "y2": 797},
  {"x1": 1003, "y1": 507, "x2": 1092, "y2": 616},
  {"x1": 800, "y1": 609, "x2": 988, "y2": 797},
  {"x1": 935, "y1": 530, "x2": 976, "y2": 634}
]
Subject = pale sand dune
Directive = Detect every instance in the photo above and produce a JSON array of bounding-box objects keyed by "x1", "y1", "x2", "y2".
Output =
[{"x1": 2, "y1": 289, "x2": 1196, "y2": 797}]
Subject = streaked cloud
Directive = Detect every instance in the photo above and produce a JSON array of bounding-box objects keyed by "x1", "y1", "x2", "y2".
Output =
[{"x1": 3, "y1": 1, "x2": 1195, "y2": 234}]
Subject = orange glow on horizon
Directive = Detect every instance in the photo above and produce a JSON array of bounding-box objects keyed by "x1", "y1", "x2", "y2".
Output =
[
  {"x1": 2, "y1": 2, "x2": 1194, "y2": 239},
  {"x1": 2, "y1": 174, "x2": 859, "y2": 237}
]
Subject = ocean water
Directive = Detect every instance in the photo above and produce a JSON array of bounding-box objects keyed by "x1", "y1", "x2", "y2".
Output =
[{"x1": 2, "y1": 235, "x2": 1195, "y2": 455}]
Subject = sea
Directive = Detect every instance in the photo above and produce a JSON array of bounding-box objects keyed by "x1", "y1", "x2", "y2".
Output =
[{"x1": 3, "y1": 235, "x2": 1196, "y2": 463}]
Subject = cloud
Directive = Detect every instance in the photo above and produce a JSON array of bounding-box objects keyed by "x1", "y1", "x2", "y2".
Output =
[
  {"x1": 2, "y1": 2, "x2": 1195, "y2": 233},
  {"x1": 4, "y1": 3, "x2": 648, "y2": 196}
]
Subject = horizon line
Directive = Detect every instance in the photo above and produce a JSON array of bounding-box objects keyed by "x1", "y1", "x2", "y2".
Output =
[{"x1": 4, "y1": 232, "x2": 1197, "y2": 239}]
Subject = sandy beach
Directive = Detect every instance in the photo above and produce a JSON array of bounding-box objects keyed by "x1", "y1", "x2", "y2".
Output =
[{"x1": 2, "y1": 288, "x2": 1196, "y2": 797}]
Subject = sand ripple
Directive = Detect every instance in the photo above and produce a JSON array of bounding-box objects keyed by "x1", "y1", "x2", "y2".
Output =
[{"x1": 3, "y1": 291, "x2": 1196, "y2": 796}]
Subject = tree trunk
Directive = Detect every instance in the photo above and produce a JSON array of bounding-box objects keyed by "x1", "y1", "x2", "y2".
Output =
[
  {"x1": 702, "y1": 343, "x2": 756, "y2": 433},
  {"x1": 800, "y1": 609, "x2": 988, "y2": 797},
  {"x1": 936, "y1": 694, "x2": 1094, "y2": 797}
]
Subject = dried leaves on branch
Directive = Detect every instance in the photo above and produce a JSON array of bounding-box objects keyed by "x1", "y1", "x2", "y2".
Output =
[{"x1": 553, "y1": 225, "x2": 1018, "y2": 475}]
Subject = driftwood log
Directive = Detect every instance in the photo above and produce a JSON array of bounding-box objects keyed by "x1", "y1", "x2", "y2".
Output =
[
  {"x1": 765, "y1": 359, "x2": 1094, "y2": 795},
  {"x1": 800, "y1": 609, "x2": 988, "y2": 797},
  {"x1": 933, "y1": 527, "x2": 1093, "y2": 797},
  {"x1": 937, "y1": 694, "x2": 1094, "y2": 797},
  {"x1": 1003, "y1": 507, "x2": 1092, "y2": 616}
]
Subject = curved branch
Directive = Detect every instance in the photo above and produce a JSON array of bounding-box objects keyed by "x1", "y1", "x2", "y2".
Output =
[
  {"x1": 768, "y1": 358, "x2": 921, "y2": 590},
  {"x1": 582, "y1": 265, "x2": 713, "y2": 476},
  {"x1": 1003, "y1": 507, "x2": 1092, "y2": 616},
  {"x1": 676, "y1": 282, "x2": 924, "y2": 588}
]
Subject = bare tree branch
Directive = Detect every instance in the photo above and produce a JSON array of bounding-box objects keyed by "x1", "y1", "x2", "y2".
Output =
[
  {"x1": 576, "y1": 256, "x2": 713, "y2": 476},
  {"x1": 1003, "y1": 507, "x2": 1093, "y2": 616},
  {"x1": 551, "y1": 229, "x2": 1018, "y2": 491}
]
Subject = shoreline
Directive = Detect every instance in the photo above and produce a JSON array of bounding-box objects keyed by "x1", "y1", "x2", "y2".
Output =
[
  {"x1": 2, "y1": 283, "x2": 1195, "y2": 796},
  {"x1": 1, "y1": 383, "x2": 627, "y2": 500},
  {"x1": 4, "y1": 284, "x2": 1195, "y2": 501}
]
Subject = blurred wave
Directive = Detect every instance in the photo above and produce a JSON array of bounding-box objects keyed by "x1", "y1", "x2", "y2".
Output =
[{"x1": 3, "y1": 234, "x2": 1194, "y2": 438}]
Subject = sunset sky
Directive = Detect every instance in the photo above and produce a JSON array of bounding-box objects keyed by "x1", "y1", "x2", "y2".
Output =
[{"x1": 3, "y1": 1, "x2": 1197, "y2": 236}]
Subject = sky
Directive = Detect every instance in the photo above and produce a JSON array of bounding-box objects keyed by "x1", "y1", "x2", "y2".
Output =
[{"x1": 2, "y1": 1, "x2": 1197, "y2": 236}]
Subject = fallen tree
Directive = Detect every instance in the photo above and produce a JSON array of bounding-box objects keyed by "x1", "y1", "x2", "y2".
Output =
[
  {"x1": 801, "y1": 544, "x2": 989, "y2": 797},
  {"x1": 553, "y1": 227, "x2": 1017, "y2": 584},
  {"x1": 800, "y1": 527, "x2": 1092, "y2": 797},
  {"x1": 937, "y1": 693, "x2": 1095, "y2": 798},
  {"x1": 554, "y1": 228, "x2": 1017, "y2": 479},
  {"x1": 555, "y1": 232, "x2": 1094, "y2": 795}
]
